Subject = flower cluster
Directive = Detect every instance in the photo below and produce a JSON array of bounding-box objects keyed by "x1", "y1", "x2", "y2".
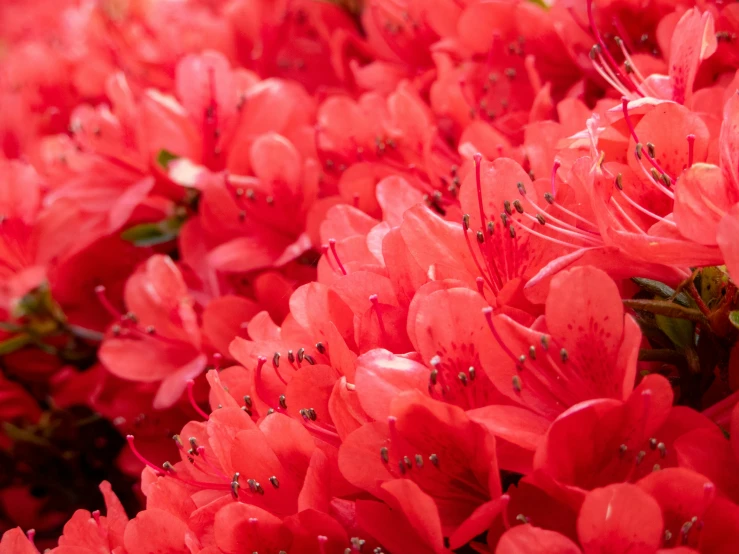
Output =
[{"x1": 2, "y1": 0, "x2": 739, "y2": 552}]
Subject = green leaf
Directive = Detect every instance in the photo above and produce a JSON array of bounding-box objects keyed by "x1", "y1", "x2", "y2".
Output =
[
  {"x1": 730, "y1": 311, "x2": 739, "y2": 330},
  {"x1": 632, "y1": 278, "x2": 690, "y2": 307},
  {"x1": 156, "y1": 149, "x2": 179, "y2": 169},
  {"x1": 655, "y1": 314, "x2": 694, "y2": 350},
  {"x1": 623, "y1": 299, "x2": 707, "y2": 323},
  {"x1": 121, "y1": 217, "x2": 184, "y2": 247},
  {"x1": 0, "y1": 333, "x2": 32, "y2": 355},
  {"x1": 3, "y1": 422, "x2": 51, "y2": 447}
]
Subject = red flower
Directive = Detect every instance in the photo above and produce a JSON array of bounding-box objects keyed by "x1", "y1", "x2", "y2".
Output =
[
  {"x1": 0, "y1": 528, "x2": 37, "y2": 554},
  {"x1": 483, "y1": 265, "x2": 642, "y2": 420},
  {"x1": 534, "y1": 374, "x2": 715, "y2": 490},
  {"x1": 52, "y1": 481, "x2": 128, "y2": 554},
  {"x1": 98, "y1": 255, "x2": 208, "y2": 409},
  {"x1": 339, "y1": 392, "x2": 500, "y2": 534}
]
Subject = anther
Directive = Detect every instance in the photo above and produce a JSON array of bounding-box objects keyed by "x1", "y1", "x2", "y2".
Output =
[
  {"x1": 535, "y1": 214, "x2": 546, "y2": 225},
  {"x1": 398, "y1": 460, "x2": 406, "y2": 475},
  {"x1": 429, "y1": 453, "x2": 439, "y2": 466},
  {"x1": 315, "y1": 342, "x2": 325, "y2": 354},
  {"x1": 518, "y1": 354, "x2": 526, "y2": 364},
  {"x1": 653, "y1": 464, "x2": 661, "y2": 472},
  {"x1": 657, "y1": 442, "x2": 667, "y2": 457},
  {"x1": 415, "y1": 454, "x2": 423, "y2": 468},
  {"x1": 380, "y1": 447, "x2": 389, "y2": 463},
  {"x1": 279, "y1": 395, "x2": 287, "y2": 409},
  {"x1": 273, "y1": 352, "x2": 280, "y2": 367},
  {"x1": 304, "y1": 355, "x2": 316, "y2": 365},
  {"x1": 512, "y1": 375, "x2": 522, "y2": 393},
  {"x1": 487, "y1": 221, "x2": 495, "y2": 235},
  {"x1": 543, "y1": 192, "x2": 554, "y2": 204},
  {"x1": 650, "y1": 167, "x2": 660, "y2": 181},
  {"x1": 162, "y1": 461, "x2": 175, "y2": 473},
  {"x1": 504, "y1": 200, "x2": 512, "y2": 215},
  {"x1": 297, "y1": 348, "x2": 305, "y2": 362},
  {"x1": 429, "y1": 369, "x2": 438, "y2": 386},
  {"x1": 615, "y1": 173, "x2": 623, "y2": 190},
  {"x1": 540, "y1": 335, "x2": 549, "y2": 349},
  {"x1": 517, "y1": 182, "x2": 527, "y2": 194},
  {"x1": 476, "y1": 230, "x2": 485, "y2": 243},
  {"x1": 635, "y1": 143, "x2": 643, "y2": 160},
  {"x1": 649, "y1": 438, "x2": 657, "y2": 450},
  {"x1": 468, "y1": 366, "x2": 476, "y2": 380},
  {"x1": 619, "y1": 444, "x2": 628, "y2": 457},
  {"x1": 560, "y1": 349, "x2": 568, "y2": 362},
  {"x1": 244, "y1": 395, "x2": 252, "y2": 408},
  {"x1": 512, "y1": 200, "x2": 524, "y2": 214},
  {"x1": 189, "y1": 437, "x2": 198, "y2": 451},
  {"x1": 403, "y1": 456, "x2": 412, "y2": 469},
  {"x1": 269, "y1": 476, "x2": 280, "y2": 488},
  {"x1": 463, "y1": 214, "x2": 471, "y2": 231},
  {"x1": 458, "y1": 372, "x2": 468, "y2": 386},
  {"x1": 646, "y1": 143, "x2": 656, "y2": 159},
  {"x1": 528, "y1": 345, "x2": 536, "y2": 360},
  {"x1": 687, "y1": 134, "x2": 695, "y2": 167},
  {"x1": 287, "y1": 350, "x2": 295, "y2": 363},
  {"x1": 509, "y1": 226, "x2": 516, "y2": 238},
  {"x1": 636, "y1": 450, "x2": 646, "y2": 465}
]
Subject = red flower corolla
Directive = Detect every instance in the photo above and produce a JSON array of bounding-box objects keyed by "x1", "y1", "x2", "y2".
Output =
[
  {"x1": 428, "y1": 0, "x2": 574, "y2": 142},
  {"x1": 339, "y1": 392, "x2": 500, "y2": 534},
  {"x1": 483, "y1": 265, "x2": 641, "y2": 420},
  {"x1": 354, "y1": 286, "x2": 509, "y2": 416},
  {"x1": 181, "y1": 132, "x2": 318, "y2": 279},
  {"x1": 675, "y1": 401, "x2": 739, "y2": 504},
  {"x1": 0, "y1": 161, "x2": 99, "y2": 310},
  {"x1": 356, "y1": 479, "x2": 450, "y2": 554},
  {"x1": 50, "y1": 481, "x2": 128, "y2": 554},
  {"x1": 527, "y1": 99, "x2": 725, "y2": 294},
  {"x1": 315, "y1": 84, "x2": 461, "y2": 205},
  {"x1": 98, "y1": 255, "x2": 209, "y2": 409},
  {"x1": 398, "y1": 157, "x2": 569, "y2": 309},
  {"x1": 534, "y1": 374, "x2": 717, "y2": 491},
  {"x1": 353, "y1": 0, "x2": 439, "y2": 93},
  {"x1": 0, "y1": 528, "x2": 38, "y2": 554},
  {"x1": 226, "y1": 0, "x2": 360, "y2": 93},
  {"x1": 41, "y1": 72, "x2": 160, "y2": 234}
]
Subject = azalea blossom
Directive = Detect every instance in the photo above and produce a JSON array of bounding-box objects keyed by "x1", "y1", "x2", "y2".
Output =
[{"x1": 3, "y1": 0, "x2": 739, "y2": 552}]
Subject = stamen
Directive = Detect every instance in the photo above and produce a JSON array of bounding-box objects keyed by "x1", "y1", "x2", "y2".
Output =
[
  {"x1": 483, "y1": 308, "x2": 521, "y2": 364},
  {"x1": 369, "y1": 294, "x2": 386, "y2": 336},
  {"x1": 94, "y1": 285, "x2": 121, "y2": 320},
  {"x1": 550, "y1": 160, "x2": 560, "y2": 194},
  {"x1": 621, "y1": 98, "x2": 675, "y2": 186},
  {"x1": 127, "y1": 435, "x2": 165, "y2": 475},
  {"x1": 587, "y1": 0, "x2": 640, "y2": 95},
  {"x1": 186, "y1": 379, "x2": 210, "y2": 420},
  {"x1": 474, "y1": 153, "x2": 486, "y2": 228},
  {"x1": 328, "y1": 239, "x2": 347, "y2": 276},
  {"x1": 687, "y1": 134, "x2": 695, "y2": 168}
]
